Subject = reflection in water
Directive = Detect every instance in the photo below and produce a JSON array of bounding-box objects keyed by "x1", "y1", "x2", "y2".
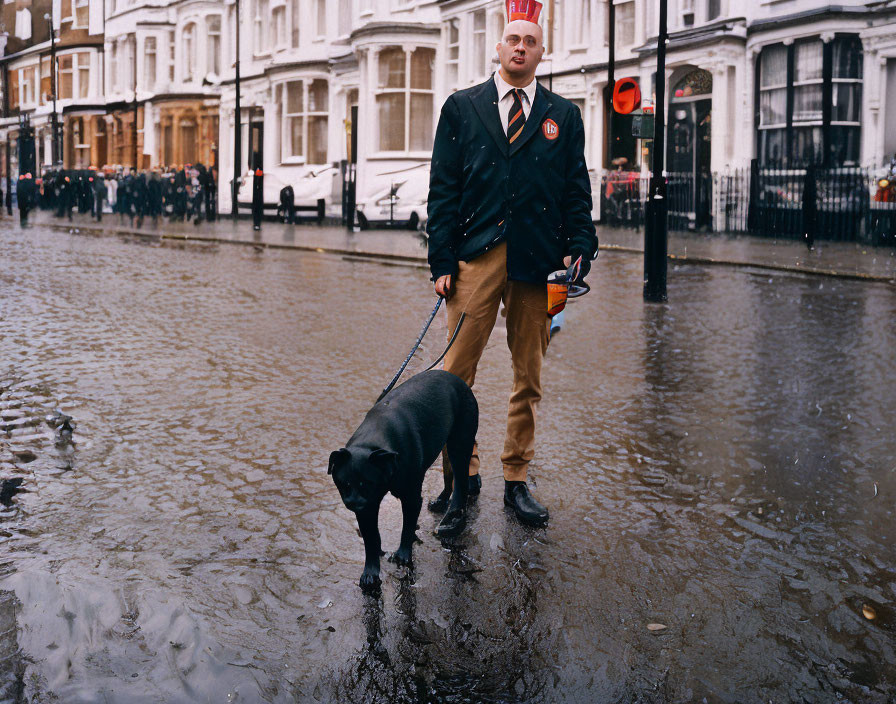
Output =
[{"x1": 0, "y1": 227, "x2": 894, "y2": 701}]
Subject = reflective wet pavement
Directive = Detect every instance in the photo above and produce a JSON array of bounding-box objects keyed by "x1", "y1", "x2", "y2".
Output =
[{"x1": 1, "y1": 224, "x2": 894, "y2": 703}]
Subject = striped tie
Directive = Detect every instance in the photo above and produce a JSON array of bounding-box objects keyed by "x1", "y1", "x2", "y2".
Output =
[{"x1": 507, "y1": 89, "x2": 526, "y2": 144}]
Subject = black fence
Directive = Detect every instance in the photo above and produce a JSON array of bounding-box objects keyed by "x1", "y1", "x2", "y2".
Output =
[{"x1": 599, "y1": 162, "x2": 896, "y2": 246}]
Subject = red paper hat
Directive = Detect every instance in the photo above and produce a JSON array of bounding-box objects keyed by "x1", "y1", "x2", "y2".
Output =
[{"x1": 506, "y1": 0, "x2": 542, "y2": 23}]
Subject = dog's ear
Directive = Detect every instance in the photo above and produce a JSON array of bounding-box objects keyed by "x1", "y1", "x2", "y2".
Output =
[
  {"x1": 328, "y1": 448, "x2": 350, "y2": 475},
  {"x1": 369, "y1": 448, "x2": 398, "y2": 479}
]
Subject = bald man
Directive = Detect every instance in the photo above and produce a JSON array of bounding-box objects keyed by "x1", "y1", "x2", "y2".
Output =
[{"x1": 426, "y1": 13, "x2": 598, "y2": 526}]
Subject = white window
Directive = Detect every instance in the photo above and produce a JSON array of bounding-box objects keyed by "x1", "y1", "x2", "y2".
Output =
[
  {"x1": 145, "y1": 37, "x2": 157, "y2": 89},
  {"x1": 472, "y1": 10, "x2": 486, "y2": 79},
  {"x1": 291, "y1": 0, "x2": 300, "y2": 47},
  {"x1": 183, "y1": 23, "x2": 195, "y2": 81},
  {"x1": 338, "y1": 0, "x2": 351, "y2": 37},
  {"x1": 254, "y1": 0, "x2": 269, "y2": 54},
  {"x1": 271, "y1": 6, "x2": 286, "y2": 48},
  {"x1": 59, "y1": 55, "x2": 73, "y2": 99},
  {"x1": 446, "y1": 19, "x2": 459, "y2": 92},
  {"x1": 78, "y1": 53, "x2": 90, "y2": 98},
  {"x1": 570, "y1": 0, "x2": 591, "y2": 47},
  {"x1": 376, "y1": 47, "x2": 434, "y2": 153},
  {"x1": 707, "y1": 0, "x2": 722, "y2": 21},
  {"x1": 110, "y1": 43, "x2": 118, "y2": 92},
  {"x1": 21, "y1": 66, "x2": 36, "y2": 105},
  {"x1": 615, "y1": 1, "x2": 634, "y2": 47},
  {"x1": 73, "y1": 0, "x2": 89, "y2": 28},
  {"x1": 281, "y1": 78, "x2": 329, "y2": 164},
  {"x1": 315, "y1": 0, "x2": 326, "y2": 38},
  {"x1": 168, "y1": 30, "x2": 175, "y2": 82},
  {"x1": 207, "y1": 16, "x2": 221, "y2": 74}
]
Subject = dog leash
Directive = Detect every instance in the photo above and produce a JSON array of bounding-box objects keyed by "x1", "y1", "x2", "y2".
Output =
[{"x1": 377, "y1": 299, "x2": 467, "y2": 403}]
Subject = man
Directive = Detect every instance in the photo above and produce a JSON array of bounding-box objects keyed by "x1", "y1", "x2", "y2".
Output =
[
  {"x1": 427, "y1": 0, "x2": 597, "y2": 526},
  {"x1": 251, "y1": 167, "x2": 264, "y2": 231},
  {"x1": 17, "y1": 173, "x2": 35, "y2": 226},
  {"x1": 93, "y1": 174, "x2": 107, "y2": 222}
]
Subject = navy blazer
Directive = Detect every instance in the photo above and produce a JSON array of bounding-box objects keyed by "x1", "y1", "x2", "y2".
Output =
[{"x1": 427, "y1": 76, "x2": 598, "y2": 284}]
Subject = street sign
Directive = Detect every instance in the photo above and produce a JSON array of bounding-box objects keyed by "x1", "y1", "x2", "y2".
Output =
[
  {"x1": 632, "y1": 114, "x2": 655, "y2": 139},
  {"x1": 612, "y1": 77, "x2": 641, "y2": 115}
]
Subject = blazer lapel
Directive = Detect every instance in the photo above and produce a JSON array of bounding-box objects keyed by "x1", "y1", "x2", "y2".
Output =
[
  {"x1": 509, "y1": 83, "x2": 552, "y2": 157},
  {"x1": 468, "y1": 78, "x2": 509, "y2": 156}
]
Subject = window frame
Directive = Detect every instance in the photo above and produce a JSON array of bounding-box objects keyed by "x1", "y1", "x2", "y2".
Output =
[
  {"x1": 207, "y1": 15, "x2": 222, "y2": 75},
  {"x1": 279, "y1": 77, "x2": 329, "y2": 165},
  {"x1": 374, "y1": 46, "x2": 435, "y2": 156},
  {"x1": 755, "y1": 35, "x2": 863, "y2": 168}
]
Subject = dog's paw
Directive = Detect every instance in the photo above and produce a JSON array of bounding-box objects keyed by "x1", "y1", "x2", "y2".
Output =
[
  {"x1": 427, "y1": 493, "x2": 451, "y2": 514},
  {"x1": 359, "y1": 567, "x2": 382, "y2": 592},
  {"x1": 388, "y1": 547, "x2": 413, "y2": 567},
  {"x1": 436, "y1": 507, "x2": 467, "y2": 539}
]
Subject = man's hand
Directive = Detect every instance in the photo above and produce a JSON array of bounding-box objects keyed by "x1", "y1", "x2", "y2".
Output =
[{"x1": 435, "y1": 275, "x2": 453, "y2": 299}]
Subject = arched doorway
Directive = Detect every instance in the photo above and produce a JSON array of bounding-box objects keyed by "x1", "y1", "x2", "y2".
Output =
[{"x1": 667, "y1": 68, "x2": 712, "y2": 230}]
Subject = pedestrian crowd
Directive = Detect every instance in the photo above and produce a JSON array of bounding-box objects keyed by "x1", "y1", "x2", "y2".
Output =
[{"x1": 12, "y1": 164, "x2": 217, "y2": 227}]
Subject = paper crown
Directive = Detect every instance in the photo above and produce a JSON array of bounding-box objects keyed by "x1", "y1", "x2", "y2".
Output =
[{"x1": 506, "y1": 0, "x2": 542, "y2": 23}]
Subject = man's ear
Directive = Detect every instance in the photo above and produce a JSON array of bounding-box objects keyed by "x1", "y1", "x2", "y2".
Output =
[
  {"x1": 369, "y1": 449, "x2": 398, "y2": 479},
  {"x1": 328, "y1": 448, "x2": 350, "y2": 475}
]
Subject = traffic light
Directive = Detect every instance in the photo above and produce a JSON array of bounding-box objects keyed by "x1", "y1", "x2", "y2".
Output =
[{"x1": 612, "y1": 78, "x2": 641, "y2": 115}]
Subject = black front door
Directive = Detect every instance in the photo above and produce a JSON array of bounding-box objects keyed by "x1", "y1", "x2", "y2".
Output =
[{"x1": 667, "y1": 98, "x2": 712, "y2": 230}]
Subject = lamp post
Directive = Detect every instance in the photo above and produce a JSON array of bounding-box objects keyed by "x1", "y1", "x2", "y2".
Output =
[
  {"x1": 44, "y1": 13, "x2": 60, "y2": 166},
  {"x1": 643, "y1": 0, "x2": 668, "y2": 302},
  {"x1": 232, "y1": 0, "x2": 241, "y2": 220}
]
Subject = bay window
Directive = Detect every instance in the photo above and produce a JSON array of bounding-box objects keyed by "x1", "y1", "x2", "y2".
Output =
[
  {"x1": 376, "y1": 47, "x2": 435, "y2": 153},
  {"x1": 281, "y1": 79, "x2": 329, "y2": 164},
  {"x1": 757, "y1": 35, "x2": 862, "y2": 167},
  {"x1": 59, "y1": 56, "x2": 73, "y2": 99},
  {"x1": 78, "y1": 53, "x2": 90, "y2": 98}
]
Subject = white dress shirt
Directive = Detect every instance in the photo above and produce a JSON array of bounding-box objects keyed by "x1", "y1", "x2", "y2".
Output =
[{"x1": 494, "y1": 72, "x2": 537, "y2": 135}]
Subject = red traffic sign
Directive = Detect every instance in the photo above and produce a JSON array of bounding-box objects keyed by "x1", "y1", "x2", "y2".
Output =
[{"x1": 613, "y1": 78, "x2": 641, "y2": 115}]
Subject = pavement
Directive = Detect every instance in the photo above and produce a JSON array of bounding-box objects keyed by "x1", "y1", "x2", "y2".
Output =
[{"x1": 16, "y1": 208, "x2": 896, "y2": 283}]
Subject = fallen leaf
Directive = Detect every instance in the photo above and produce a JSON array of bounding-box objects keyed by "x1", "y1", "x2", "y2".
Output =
[
  {"x1": 862, "y1": 604, "x2": 877, "y2": 621},
  {"x1": 647, "y1": 623, "x2": 667, "y2": 631}
]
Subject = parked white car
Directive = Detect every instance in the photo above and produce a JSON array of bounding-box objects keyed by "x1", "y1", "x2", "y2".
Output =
[{"x1": 356, "y1": 164, "x2": 429, "y2": 231}]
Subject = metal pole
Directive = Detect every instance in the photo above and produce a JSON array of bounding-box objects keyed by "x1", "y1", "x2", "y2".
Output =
[
  {"x1": 133, "y1": 37, "x2": 138, "y2": 169},
  {"x1": 644, "y1": 0, "x2": 668, "y2": 302},
  {"x1": 608, "y1": 0, "x2": 615, "y2": 156},
  {"x1": 3, "y1": 63, "x2": 11, "y2": 214},
  {"x1": 232, "y1": 0, "x2": 241, "y2": 220},
  {"x1": 45, "y1": 14, "x2": 60, "y2": 166}
]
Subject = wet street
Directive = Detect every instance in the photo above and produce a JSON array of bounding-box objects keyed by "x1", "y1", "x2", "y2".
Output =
[{"x1": 1, "y1": 224, "x2": 894, "y2": 703}]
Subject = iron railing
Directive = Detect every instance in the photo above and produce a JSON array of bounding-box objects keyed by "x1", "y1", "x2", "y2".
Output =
[{"x1": 597, "y1": 162, "x2": 896, "y2": 246}]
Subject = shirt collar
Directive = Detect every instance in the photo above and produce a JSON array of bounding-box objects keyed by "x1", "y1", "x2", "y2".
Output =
[{"x1": 494, "y1": 71, "x2": 537, "y2": 104}]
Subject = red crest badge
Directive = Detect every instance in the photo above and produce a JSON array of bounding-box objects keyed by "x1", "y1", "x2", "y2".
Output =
[{"x1": 542, "y1": 119, "x2": 559, "y2": 140}]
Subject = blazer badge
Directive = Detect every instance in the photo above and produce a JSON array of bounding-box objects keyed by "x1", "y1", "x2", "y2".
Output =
[{"x1": 542, "y1": 119, "x2": 559, "y2": 140}]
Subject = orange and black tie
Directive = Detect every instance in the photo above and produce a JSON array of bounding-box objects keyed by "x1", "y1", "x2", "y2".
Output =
[{"x1": 508, "y1": 89, "x2": 526, "y2": 144}]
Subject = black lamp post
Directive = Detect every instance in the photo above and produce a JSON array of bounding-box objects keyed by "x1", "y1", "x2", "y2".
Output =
[
  {"x1": 643, "y1": 0, "x2": 669, "y2": 302},
  {"x1": 44, "y1": 12, "x2": 60, "y2": 166},
  {"x1": 232, "y1": 0, "x2": 241, "y2": 220}
]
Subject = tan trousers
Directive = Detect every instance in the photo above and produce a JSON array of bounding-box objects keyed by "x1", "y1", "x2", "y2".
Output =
[{"x1": 443, "y1": 242, "x2": 550, "y2": 482}]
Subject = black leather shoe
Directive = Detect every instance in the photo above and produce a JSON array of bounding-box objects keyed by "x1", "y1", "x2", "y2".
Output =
[
  {"x1": 468, "y1": 474, "x2": 481, "y2": 496},
  {"x1": 504, "y1": 481, "x2": 549, "y2": 526}
]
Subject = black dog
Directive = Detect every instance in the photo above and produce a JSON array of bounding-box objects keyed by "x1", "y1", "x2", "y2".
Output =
[{"x1": 329, "y1": 370, "x2": 478, "y2": 591}]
